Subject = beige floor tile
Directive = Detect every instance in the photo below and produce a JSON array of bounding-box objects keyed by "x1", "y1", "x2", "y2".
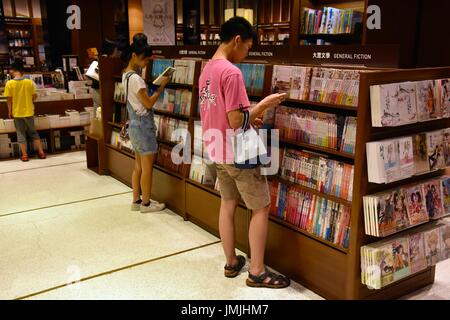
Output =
[
  {"x1": 0, "y1": 194, "x2": 218, "y2": 300},
  {"x1": 0, "y1": 162, "x2": 131, "y2": 216},
  {"x1": 27, "y1": 243, "x2": 323, "y2": 300},
  {"x1": 0, "y1": 151, "x2": 86, "y2": 174}
]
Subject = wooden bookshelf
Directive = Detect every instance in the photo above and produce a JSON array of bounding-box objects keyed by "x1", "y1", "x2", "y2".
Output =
[
  {"x1": 94, "y1": 52, "x2": 450, "y2": 300},
  {"x1": 153, "y1": 109, "x2": 190, "y2": 121},
  {"x1": 280, "y1": 138, "x2": 355, "y2": 160},
  {"x1": 269, "y1": 215, "x2": 349, "y2": 253},
  {"x1": 283, "y1": 99, "x2": 359, "y2": 112},
  {"x1": 270, "y1": 176, "x2": 353, "y2": 207}
]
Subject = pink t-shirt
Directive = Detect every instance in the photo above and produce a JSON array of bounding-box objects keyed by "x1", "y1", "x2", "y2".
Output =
[{"x1": 199, "y1": 59, "x2": 250, "y2": 164}]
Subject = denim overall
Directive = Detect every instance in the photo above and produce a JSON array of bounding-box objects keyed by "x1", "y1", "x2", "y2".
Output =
[{"x1": 125, "y1": 72, "x2": 158, "y2": 155}]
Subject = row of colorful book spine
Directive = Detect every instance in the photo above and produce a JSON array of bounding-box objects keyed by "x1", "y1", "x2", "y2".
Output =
[
  {"x1": 280, "y1": 148, "x2": 354, "y2": 202},
  {"x1": 269, "y1": 180, "x2": 351, "y2": 249}
]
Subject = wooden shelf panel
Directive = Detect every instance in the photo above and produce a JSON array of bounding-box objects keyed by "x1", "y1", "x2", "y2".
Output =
[
  {"x1": 157, "y1": 138, "x2": 179, "y2": 147},
  {"x1": 280, "y1": 138, "x2": 355, "y2": 160},
  {"x1": 153, "y1": 109, "x2": 190, "y2": 120},
  {"x1": 105, "y1": 144, "x2": 135, "y2": 159},
  {"x1": 283, "y1": 99, "x2": 358, "y2": 112},
  {"x1": 154, "y1": 164, "x2": 184, "y2": 180},
  {"x1": 270, "y1": 176, "x2": 352, "y2": 207},
  {"x1": 107, "y1": 122, "x2": 122, "y2": 129},
  {"x1": 186, "y1": 179, "x2": 220, "y2": 197},
  {"x1": 269, "y1": 216, "x2": 349, "y2": 254}
]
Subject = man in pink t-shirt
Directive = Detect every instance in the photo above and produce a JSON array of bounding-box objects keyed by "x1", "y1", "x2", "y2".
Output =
[{"x1": 199, "y1": 17, "x2": 289, "y2": 289}]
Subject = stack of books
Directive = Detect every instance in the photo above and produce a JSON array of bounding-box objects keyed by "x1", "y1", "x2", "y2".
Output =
[
  {"x1": 156, "y1": 144, "x2": 185, "y2": 175},
  {"x1": 269, "y1": 180, "x2": 352, "y2": 248},
  {"x1": 309, "y1": 67, "x2": 361, "y2": 107},
  {"x1": 153, "y1": 115, "x2": 189, "y2": 145},
  {"x1": 366, "y1": 129, "x2": 450, "y2": 184},
  {"x1": 114, "y1": 82, "x2": 126, "y2": 103},
  {"x1": 361, "y1": 221, "x2": 450, "y2": 290},
  {"x1": 271, "y1": 65, "x2": 312, "y2": 101},
  {"x1": 280, "y1": 148, "x2": 354, "y2": 201},
  {"x1": 275, "y1": 106, "x2": 357, "y2": 154},
  {"x1": 154, "y1": 89, "x2": 192, "y2": 116},
  {"x1": 189, "y1": 155, "x2": 216, "y2": 185},
  {"x1": 363, "y1": 176, "x2": 450, "y2": 237},
  {"x1": 172, "y1": 60, "x2": 196, "y2": 85},
  {"x1": 370, "y1": 79, "x2": 450, "y2": 127},
  {"x1": 301, "y1": 6, "x2": 363, "y2": 35}
]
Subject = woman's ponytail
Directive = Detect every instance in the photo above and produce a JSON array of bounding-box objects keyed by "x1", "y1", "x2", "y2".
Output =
[{"x1": 120, "y1": 33, "x2": 152, "y2": 64}]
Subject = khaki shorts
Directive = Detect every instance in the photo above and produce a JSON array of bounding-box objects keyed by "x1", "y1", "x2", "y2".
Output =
[{"x1": 215, "y1": 164, "x2": 270, "y2": 210}]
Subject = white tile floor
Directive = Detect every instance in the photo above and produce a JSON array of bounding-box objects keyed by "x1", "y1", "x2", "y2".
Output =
[{"x1": 0, "y1": 152, "x2": 449, "y2": 300}]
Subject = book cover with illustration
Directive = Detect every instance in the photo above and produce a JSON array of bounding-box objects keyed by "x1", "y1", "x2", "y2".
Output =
[
  {"x1": 375, "y1": 191, "x2": 397, "y2": 237},
  {"x1": 383, "y1": 140, "x2": 399, "y2": 183},
  {"x1": 376, "y1": 243, "x2": 395, "y2": 288},
  {"x1": 424, "y1": 228, "x2": 441, "y2": 266},
  {"x1": 422, "y1": 180, "x2": 444, "y2": 219},
  {"x1": 440, "y1": 225, "x2": 450, "y2": 260},
  {"x1": 272, "y1": 65, "x2": 293, "y2": 96},
  {"x1": 443, "y1": 128, "x2": 450, "y2": 167},
  {"x1": 392, "y1": 237, "x2": 411, "y2": 281},
  {"x1": 398, "y1": 82, "x2": 418, "y2": 125},
  {"x1": 416, "y1": 80, "x2": 439, "y2": 121},
  {"x1": 380, "y1": 84, "x2": 399, "y2": 126},
  {"x1": 392, "y1": 188, "x2": 411, "y2": 232},
  {"x1": 441, "y1": 177, "x2": 450, "y2": 215},
  {"x1": 427, "y1": 130, "x2": 445, "y2": 171},
  {"x1": 413, "y1": 133, "x2": 429, "y2": 174},
  {"x1": 405, "y1": 185, "x2": 429, "y2": 226},
  {"x1": 409, "y1": 232, "x2": 427, "y2": 274},
  {"x1": 398, "y1": 137, "x2": 415, "y2": 179},
  {"x1": 439, "y1": 79, "x2": 450, "y2": 118}
]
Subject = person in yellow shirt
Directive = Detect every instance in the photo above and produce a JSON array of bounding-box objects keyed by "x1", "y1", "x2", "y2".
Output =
[{"x1": 4, "y1": 60, "x2": 46, "y2": 162}]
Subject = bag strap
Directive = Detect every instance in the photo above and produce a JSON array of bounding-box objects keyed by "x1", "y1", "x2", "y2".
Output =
[
  {"x1": 124, "y1": 71, "x2": 136, "y2": 122},
  {"x1": 239, "y1": 104, "x2": 250, "y2": 131}
]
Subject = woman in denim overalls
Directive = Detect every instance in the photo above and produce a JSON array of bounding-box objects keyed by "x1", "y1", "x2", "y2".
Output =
[{"x1": 122, "y1": 34, "x2": 170, "y2": 213}]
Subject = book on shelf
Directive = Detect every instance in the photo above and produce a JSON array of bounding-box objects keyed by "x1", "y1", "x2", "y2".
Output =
[
  {"x1": 370, "y1": 79, "x2": 450, "y2": 127},
  {"x1": 235, "y1": 63, "x2": 266, "y2": 96},
  {"x1": 280, "y1": 148, "x2": 354, "y2": 201},
  {"x1": 366, "y1": 129, "x2": 449, "y2": 184},
  {"x1": 156, "y1": 144, "x2": 184, "y2": 175},
  {"x1": 153, "y1": 115, "x2": 189, "y2": 145},
  {"x1": 275, "y1": 106, "x2": 357, "y2": 154},
  {"x1": 301, "y1": 6, "x2": 363, "y2": 35},
  {"x1": 154, "y1": 88, "x2": 192, "y2": 116},
  {"x1": 361, "y1": 220, "x2": 450, "y2": 290},
  {"x1": 271, "y1": 65, "x2": 312, "y2": 101},
  {"x1": 189, "y1": 155, "x2": 216, "y2": 185},
  {"x1": 114, "y1": 81, "x2": 126, "y2": 103},
  {"x1": 363, "y1": 176, "x2": 450, "y2": 237},
  {"x1": 193, "y1": 122, "x2": 204, "y2": 156},
  {"x1": 309, "y1": 67, "x2": 361, "y2": 107},
  {"x1": 269, "y1": 180, "x2": 351, "y2": 248},
  {"x1": 172, "y1": 60, "x2": 196, "y2": 85}
]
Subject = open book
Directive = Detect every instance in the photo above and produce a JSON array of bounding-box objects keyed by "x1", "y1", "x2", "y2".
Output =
[{"x1": 153, "y1": 66, "x2": 176, "y2": 86}]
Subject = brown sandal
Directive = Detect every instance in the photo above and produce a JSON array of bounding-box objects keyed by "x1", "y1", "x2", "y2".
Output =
[
  {"x1": 246, "y1": 269, "x2": 291, "y2": 289},
  {"x1": 224, "y1": 255, "x2": 246, "y2": 278}
]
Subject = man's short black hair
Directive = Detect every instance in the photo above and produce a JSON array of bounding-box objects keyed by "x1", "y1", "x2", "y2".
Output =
[
  {"x1": 11, "y1": 59, "x2": 24, "y2": 73},
  {"x1": 220, "y1": 16, "x2": 257, "y2": 43}
]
